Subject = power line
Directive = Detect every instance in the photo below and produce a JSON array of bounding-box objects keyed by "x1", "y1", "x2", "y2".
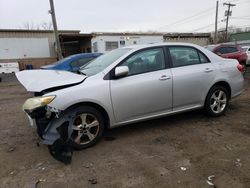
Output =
[
  {"x1": 231, "y1": 17, "x2": 250, "y2": 20},
  {"x1": 157, "y1": 6, "x2": 215, "y2": 30},
  {"x1": 189, "y1": 18, "x2": 225, "y2": 33},
  {"x1": 169, "y1": 10, "x2": 215, "y2": 29},
  {"x1": 190, "y1": 23, "x2": 215, "y2": 32},
  {"x1": 230, "y1": 24, "x2": 250, "y2": 28},
  {"x1": 156, "y1": 1, "x2": 248, "y2": 33},
  {"x1": 236, "y1": 0, "x2": 250, "y2": 4}
]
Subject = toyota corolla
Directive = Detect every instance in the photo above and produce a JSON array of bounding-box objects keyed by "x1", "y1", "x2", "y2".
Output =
[{"x1": 16, "y1": 43, "x2": 244, "y2": 163}]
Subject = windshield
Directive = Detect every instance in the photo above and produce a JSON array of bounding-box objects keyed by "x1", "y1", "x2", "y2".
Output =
[
  {"x1": 79, "y1": 48, "x2": 131, "y2": 76},
  {"x1": 53, "y1": 56, "x2": 72, "y2": 65}
]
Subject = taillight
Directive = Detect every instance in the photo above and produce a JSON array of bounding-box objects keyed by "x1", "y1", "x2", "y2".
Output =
[{"x1": 237, "y1": 64, "x2": 245, "y2": 73}]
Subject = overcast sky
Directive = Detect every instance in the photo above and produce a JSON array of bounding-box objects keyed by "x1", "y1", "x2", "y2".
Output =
[{"x1": 0, "y1": 0, "x2": 249, "y2": 33}]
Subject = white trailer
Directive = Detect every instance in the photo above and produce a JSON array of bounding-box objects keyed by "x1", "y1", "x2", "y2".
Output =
[
  {"x1": 0, "y1": 62, "x2": 19, "y2": 74},
  {"x1": 91, "y1": 33, "x2": 164, "y2": 53}
]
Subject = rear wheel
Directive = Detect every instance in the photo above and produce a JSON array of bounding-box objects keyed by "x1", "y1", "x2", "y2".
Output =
[
  {"x1": 204, "y1": 85, "x2": 229, "y2": 117},
  {"x1": 240, "y1": 61, "x2": 247, "y2": 75},
  {"x1": 69, "y1": 106, "x2": 104, "y2": 150}
]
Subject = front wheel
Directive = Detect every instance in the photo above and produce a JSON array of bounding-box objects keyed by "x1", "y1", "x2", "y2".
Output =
[
  {"x1": 204, "y1": 86, "x2": 229, "y2": 117},
  {"x1": 68, "y1": 106, "x2": 105, "y2": 150}
]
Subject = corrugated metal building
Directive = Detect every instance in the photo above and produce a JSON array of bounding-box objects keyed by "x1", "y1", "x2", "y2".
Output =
[
  {"x1": 0, "y1": 29, "x2": 80, "y2": 69},
  {"x1": 0, "y1": 29, "x2": 80, "y2": 58},
  {"x1": 164, "y1": 33, "x2": 211, "y2": 46}
]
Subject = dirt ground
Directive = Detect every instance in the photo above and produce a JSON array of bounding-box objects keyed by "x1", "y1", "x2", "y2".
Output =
[{"x1": 0, "y1": 71, "x2": 250, "y2": 188}]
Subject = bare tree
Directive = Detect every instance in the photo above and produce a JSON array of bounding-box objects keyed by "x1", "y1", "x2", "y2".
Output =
[
  {"x1": 22, "y1": 22, "x2": 36, "y2": 30},
  {"x1": 40, "y1": 22, "x2": 53, "y2": 30},
  {"x1": 21, "y1": 21, "x2": 52, "y2": 30}
]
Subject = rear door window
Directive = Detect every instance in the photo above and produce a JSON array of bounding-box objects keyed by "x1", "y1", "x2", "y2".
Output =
[
  {"x1": 199, "y1": 52, "x2": 210, "y2": 63},
  {"x1": 169, "y1": 47, "x2": 205, "y2": 67}
]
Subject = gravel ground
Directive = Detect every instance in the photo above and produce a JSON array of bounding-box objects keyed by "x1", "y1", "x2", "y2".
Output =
[{"x1": 0, "y1": 71, "x2": 250, "y2": 188}]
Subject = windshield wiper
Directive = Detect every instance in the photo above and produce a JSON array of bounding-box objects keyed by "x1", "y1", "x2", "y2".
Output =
[{"x1": 77, "y1": 70, "x2": 86, "y2": 76}]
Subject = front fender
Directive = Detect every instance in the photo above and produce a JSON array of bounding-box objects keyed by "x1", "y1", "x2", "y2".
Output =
[{"x1": 45, "y1": 74, "x2": 115, "y2": 126}]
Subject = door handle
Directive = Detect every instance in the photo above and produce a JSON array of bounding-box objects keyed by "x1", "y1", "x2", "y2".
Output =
[
  {"x1": 159, "y1": 75, "x2": 171, "y2": 81},
  {"x1": 204, "y1": 68, "x2": 213, "y2": 73}
]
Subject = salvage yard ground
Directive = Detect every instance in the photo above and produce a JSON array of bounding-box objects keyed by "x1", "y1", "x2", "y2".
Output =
[{"x1": 0, "y1": 71, "x2": 250, "y2": 188}]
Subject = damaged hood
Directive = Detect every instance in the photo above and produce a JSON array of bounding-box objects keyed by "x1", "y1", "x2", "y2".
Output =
[{"x1": 16, "y1": 70, "x2": 86, "y2": 92}]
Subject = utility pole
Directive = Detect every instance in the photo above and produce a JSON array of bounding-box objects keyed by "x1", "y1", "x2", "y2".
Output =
[
  {"x1": 223, "y1": 2, "x2": 236, "y2": 40},
  {"x1": 214, "y1": 0, "x2": 219, "y2": 43},
  {"x1": 49, "y1": 0, "x2": 63, "y2": 60}
]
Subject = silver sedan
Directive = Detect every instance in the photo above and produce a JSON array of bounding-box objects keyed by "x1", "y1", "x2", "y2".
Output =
[{"x1": 17, "y1": 43, "x2": 244, "y2": 162}]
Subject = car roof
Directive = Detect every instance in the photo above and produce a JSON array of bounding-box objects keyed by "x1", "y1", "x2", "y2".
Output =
[
  {"x1": 121, "y1": 42, "x2": 206, "y2": 51},
  {"x1": 101, "y1": 42, "x2": 225, "y2": 75}
]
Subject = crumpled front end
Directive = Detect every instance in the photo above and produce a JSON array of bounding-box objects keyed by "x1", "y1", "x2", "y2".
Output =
[
  {"x1": 23, "y1": 96, "x2": 75, "y2": 164},
  {"x1": 16, "y1": 69, "x2": 89, "y2": 164}
]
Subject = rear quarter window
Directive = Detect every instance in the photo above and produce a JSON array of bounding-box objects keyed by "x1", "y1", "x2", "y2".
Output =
[{"x1": 199, "y1": 52, "x2": 210, "y2": 63}]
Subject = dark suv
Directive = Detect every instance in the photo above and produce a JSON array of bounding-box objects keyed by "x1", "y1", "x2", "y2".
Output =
[{"x1": 206, "y1": 44, "x2": 247, "y2": 71}]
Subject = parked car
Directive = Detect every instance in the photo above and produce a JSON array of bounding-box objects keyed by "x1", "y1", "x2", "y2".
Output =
[
  {"x1": 16, "y1": 43, "x2": 244, "y2": 163},
  {"x1": 41, "y1": 53, "x2": 102, "y2": 72},
  {"x1": 242, "y1": 46, "x2": 250, "y2": 65},
  {"x1": 205, "y1": 44, "x2": 247, "y2": 72}
]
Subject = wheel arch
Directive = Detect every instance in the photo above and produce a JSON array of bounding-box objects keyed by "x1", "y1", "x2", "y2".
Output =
[
  {"x1": 207, "y1": 81, "x2": 232, "y2": 100},
  {"x1": 214, "y1": 81, "x2": 231, "y2": 98},
  {"x1": 203, "y1": 80, "x2": 232, "y2": 116},
  {"x1": 65, "y1": 101, "x2": 111, "y2": 129}
]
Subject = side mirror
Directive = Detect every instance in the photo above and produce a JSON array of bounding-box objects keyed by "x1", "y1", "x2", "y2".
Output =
[{"x1": 115, "y1": 66, "x2": 129, "y2": 78}]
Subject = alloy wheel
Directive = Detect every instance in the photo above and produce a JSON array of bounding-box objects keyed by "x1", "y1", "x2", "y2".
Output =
[
  {"x1": 71, "y1": 113, "x2": 100, "y2": 145},
  {"x1": 210, "y1": 90, "x2": 227, "y2": 114}
]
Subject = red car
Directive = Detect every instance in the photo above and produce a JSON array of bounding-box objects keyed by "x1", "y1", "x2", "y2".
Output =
[{"x1": 206, "y1": 44, "x2": 247, "y2": 71}]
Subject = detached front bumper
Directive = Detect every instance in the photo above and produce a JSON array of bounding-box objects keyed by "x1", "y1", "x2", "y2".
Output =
[{"x1": 23, "y1": 104, "x2": 74, "y2": 164}]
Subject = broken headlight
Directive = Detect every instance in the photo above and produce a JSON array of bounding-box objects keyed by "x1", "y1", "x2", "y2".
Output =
[{"x1": 23, "y1": 95, "x2": 56, "y2": 112}]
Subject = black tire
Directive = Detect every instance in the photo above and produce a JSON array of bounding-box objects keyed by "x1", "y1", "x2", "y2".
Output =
[
  {"x1": 204, "y1": 85, "x2": 229, "y2": 117},
  {"x1": 242, "y1": 63, "x2": 247, "y2": 75},
  {"x1": 68, "y1": 106, "x2": 105, "y2": 150}
]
